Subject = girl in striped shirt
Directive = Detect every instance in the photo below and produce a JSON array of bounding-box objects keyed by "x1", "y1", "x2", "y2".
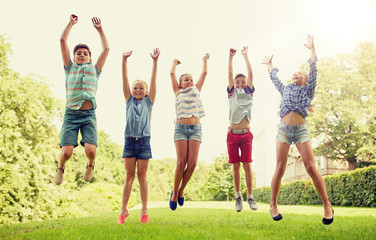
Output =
[{"x1": 169, "y1": 53, "x2": 209, "y2": 210}]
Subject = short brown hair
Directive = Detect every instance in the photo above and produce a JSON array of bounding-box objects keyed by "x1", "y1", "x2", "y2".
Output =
[
  {"x1": 73, "y1": 44, "x2": 91, "y2": 57},
  {"x1": 235, "y1": 73, "x2": 246, "y2": 79}
]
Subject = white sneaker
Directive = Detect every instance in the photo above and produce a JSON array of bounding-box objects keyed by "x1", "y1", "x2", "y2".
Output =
[
  {"x1": 235, "y1": 196, "x2": 243, "y2": 212},
  {"x1": 248, "y1": 197, "x2": 258, "y2": 210}
]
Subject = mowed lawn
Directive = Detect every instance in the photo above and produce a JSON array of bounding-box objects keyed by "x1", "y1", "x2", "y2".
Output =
[{"x1": 1, "y1": 201, "x2": 375, "y2": 240}]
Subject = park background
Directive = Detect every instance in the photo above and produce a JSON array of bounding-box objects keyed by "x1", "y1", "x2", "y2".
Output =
[{"x1": 1, "y1": 0, "x2": 376, "y2": 238}]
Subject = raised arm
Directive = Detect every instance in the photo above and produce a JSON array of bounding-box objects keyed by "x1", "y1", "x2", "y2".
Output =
[
  {"x1": 262, "y1": 55, "x2": 285, "y2": 95},
  {"x1": 241, "y1": 46, "x2": 253, "y2": 89},
  {"x1": 305, "y1": 35, "x2": 317, "y2": 98},
  {"x1": 195, "y1": 53, "x2": 210, "y2": 91},
  {"x1": 304, "y1": 34, "x2": 316, "y2": 62},
  {"x1": 262, "y1": 55, "x2": 274, "y2": 72},
  {"x1": 92, "y1": 17, "x2": 110, "y2": 72},
  {"x1": 170, "y1": 59, "x2": 181, "y2": 96},
  {"x1": 122, "y1": 51, "x2": 132, "y2": 101},
  {"x1": 60, "y1": 14, "x2": 77, "y2": 67},
  {"x1": 228, "y1": 48, "x2": 236, "y2": 89},
  {"x1": 148, "y1": 48, "x2": 160, "y2": 103}
]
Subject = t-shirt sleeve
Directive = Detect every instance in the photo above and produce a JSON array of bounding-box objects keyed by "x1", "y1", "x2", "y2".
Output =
[{"x1": 227, "y1": 86, "x2": 235, "y2": 98}]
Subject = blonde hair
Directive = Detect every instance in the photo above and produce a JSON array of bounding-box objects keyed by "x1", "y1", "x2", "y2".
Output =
[
  {"x1": 132, "y1": 80, "x2": 148, "y2": 90},
  {"x1": 132, "y1": 80, "x2": 149, "y2": 97},
  {"x1": 178, "y1": 74, "x2": 192, "y2": 88}
]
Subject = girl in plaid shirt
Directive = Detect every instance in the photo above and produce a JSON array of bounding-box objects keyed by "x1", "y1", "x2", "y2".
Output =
[{"x1": 263, "y1": 35, "x2": 333, "y2": 225}]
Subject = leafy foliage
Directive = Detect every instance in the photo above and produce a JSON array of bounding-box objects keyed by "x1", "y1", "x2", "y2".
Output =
[
  {"x1": 253, "y1": 166, "x2": 376, "y2": 207},
  {"x1": 307, "y1": 42, "x2": 376, "y2": 169}
]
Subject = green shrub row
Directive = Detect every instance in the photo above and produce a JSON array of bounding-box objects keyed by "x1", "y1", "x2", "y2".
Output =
[{"x1": 253, "y1": 166, "x2": 376, "y2": 207}]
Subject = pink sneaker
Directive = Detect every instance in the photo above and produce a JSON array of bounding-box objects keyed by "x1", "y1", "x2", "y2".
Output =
[
  {"x1": 117, "y1": 211, "x2": 129, "y2": 224},
  {"x1": 140, "y1": 214, "x2": 149, "y2": 223}
]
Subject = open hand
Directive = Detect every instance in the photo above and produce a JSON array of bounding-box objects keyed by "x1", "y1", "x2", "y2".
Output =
[
  {"x1": 262, "y1": 55, "x2": 273, "y2": 65},
  {"x1": 92, "y1": 17, "x2": 102, "y2": 30},
  {"x1": 123, "y1": 50, "x2": 133, "y2": 59},
  {"x1": 150, "y1": 48, "x2": 160, "y2": 60},
  {"x1": 304, "y1": 34, "x2": 315, "y2": 51}
]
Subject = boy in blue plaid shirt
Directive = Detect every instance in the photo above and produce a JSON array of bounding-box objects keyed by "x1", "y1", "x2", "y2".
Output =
[{"x1": 262, "y1": 35, "x2": 333, "y2": 225}]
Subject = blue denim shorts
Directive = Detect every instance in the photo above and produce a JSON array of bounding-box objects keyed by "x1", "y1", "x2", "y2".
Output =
[
  {"x1": 276, "y1": 121, "x2": 310, "y2": 145},
  {"x1": 174, "y1": 123, "x2": 202, "y2": 142},
  {"x1": 60, "y1": 107, "x2": 97, "y2": 148},
  {"x1": 122, "y1": 136, "x2": 152, "y2": 160}
]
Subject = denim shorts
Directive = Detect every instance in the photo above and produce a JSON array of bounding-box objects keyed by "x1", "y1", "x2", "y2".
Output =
[
  {"x1": 276, "y1": 121, "x2": 310, "y2": 145},
  {"x1": 174, "y1": 123, "x2": 202, "y2": 142},
  {"x1": 122, "y1": 136, "x2": 152, "y2": 160},
  {"x1": 60, "y1": 107, "x2": 97, "y2": 148}
]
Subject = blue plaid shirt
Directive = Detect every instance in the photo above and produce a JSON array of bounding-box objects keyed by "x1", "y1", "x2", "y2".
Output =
[{"x1": 269, "y1": 58, "x2": 317, "y2": 119}]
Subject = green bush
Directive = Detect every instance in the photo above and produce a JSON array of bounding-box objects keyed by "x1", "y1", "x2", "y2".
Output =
[{"x1": 253, "y1": 166, "x2": 376, "y2": 207}]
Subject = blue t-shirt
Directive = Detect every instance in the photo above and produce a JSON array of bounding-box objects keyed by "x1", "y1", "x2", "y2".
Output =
[{"x1": 125, "y1": 95, "x2": 153, "y2": 138}]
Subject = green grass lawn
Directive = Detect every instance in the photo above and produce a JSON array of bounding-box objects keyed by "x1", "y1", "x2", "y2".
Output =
[{"x1": 1, "y1": 202, "x2": 375, "y2": 240}]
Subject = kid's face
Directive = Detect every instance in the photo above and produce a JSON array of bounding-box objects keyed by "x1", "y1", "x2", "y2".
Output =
[
  {"x1": 235, "y1": 76, "x2": 247, "y2": 89},
  {"x1": 74, "y1": 48, "x2": 91, "y2": 65},
  {"x1": 292, "y1": 71, "x2": 308, "y2": 86},
  {"x1": 179, "y1": 75, "x2": 194, "y2": 89},
  {"x1": 132, "y1": 81, "x2": 147, "y2": 100}
]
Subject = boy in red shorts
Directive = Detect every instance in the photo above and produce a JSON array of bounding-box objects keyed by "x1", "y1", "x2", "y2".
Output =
[{"x1": 227, "y1": 47, "x2": 257, "y2": 212}]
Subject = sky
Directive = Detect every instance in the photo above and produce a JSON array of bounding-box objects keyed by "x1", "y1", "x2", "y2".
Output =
[{"x1": 1, "y1": 0, "x2": 376, "y2": 167}]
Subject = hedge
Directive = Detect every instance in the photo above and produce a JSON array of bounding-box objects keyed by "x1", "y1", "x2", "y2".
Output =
[{"x1": 252, "y1": 166, "x2": 376, "y2": 207}]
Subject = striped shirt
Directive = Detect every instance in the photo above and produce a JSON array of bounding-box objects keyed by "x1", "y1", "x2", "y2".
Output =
[
  {"x1": 269, "y1": 58, "x2": 317, "y2": 119},
  {"x1": 64, "y1": 59, "x2": 101, "y2": 110},
  {"x1": 176, "y1": 86, "x2": 205, "y2": 120},
  {"x1": 227, "y1": 85, "x2": 255, "y2": 124}
]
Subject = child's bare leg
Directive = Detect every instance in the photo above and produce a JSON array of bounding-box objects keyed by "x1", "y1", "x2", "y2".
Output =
[
  {"x1": 121, "y1": 157, "x2": 136, "y2": 215},
  {"x1": 173, "y1": 140, "x2": 188, "y2": 201},
  {"x1": 84, "y1": 143, "x2": 96, "y2": 165},
  {"x1": 296, "y1": 141, "x2": 333, "y2": 219},
  {"x1": 232, "y1": 163, "x2": 241, "y2": 192},
  {"x1": 178, "y1": 140, "x2": 200, "y2": 197},
  {"x1": 137, "y1": 159, "x2": 149, "y2": 215},
  {"x1": 270, "y1": 142, "x2": 289, "y2": 216},
  {"x1": 242, "y1": 162, "x2": 253, "y2": 194},
  {"x1": 59, "y1": 145, "x2": 74, "y2": 168}
]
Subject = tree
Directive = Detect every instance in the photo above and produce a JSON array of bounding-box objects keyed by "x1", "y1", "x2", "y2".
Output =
[
  {"x1": 199, "y1": 153, "x2": 242, "y2": 201},
  {"x1": 0, "y1": 34, "x2": 69, "y2": 223},
  {"x1": 307, "y1": 42, "x2": 376, "y2": 170}
]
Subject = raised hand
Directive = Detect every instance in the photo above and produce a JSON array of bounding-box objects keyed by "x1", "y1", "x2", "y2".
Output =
[
  {"x1": 123, "y1": 50, "x2": 133, "y2": 60},
  {"x1": 304, "y1": 34, "x2": 315, "y2": 51},
  {"x1": 173, "y1": 59, "x2": 181, "y2": 65},
  {"x1": 150, "y1": 48, "x2": 161, "y2": 60},
  {"x1": 241, "y1": 46, "x2": 248, "y2": 56},
  {"x1": 262, "y1": 55, "x2": 273, "y2": 65},
  {"x1": 203, "y1": 53, "x2": 210, "y2": 61},
  {"x1": 70, "y1": 14, "x2": 78, "y2": 24},
  {"x1": 92, "y1": 17, "x2": 102, "y2": 30},
  {"x1": 230, "y1": 48, "x2": 236, "y2": 56}
]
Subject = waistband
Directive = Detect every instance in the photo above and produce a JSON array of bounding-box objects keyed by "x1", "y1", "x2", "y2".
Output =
[
  {"x1": 279, "y1": 120, "x2": 307, "y2": 129},
  {"x1": 175, "y1": 123, "x2": 202, "y2": 129},
  {"x1": 228, "y1": 128, "x2": 250, "y2": 134},
  {"x1": 65, "y1": 107, "x2": 95, "y2": 114},
  {"x1": 126, "y1": 135, "x2": 150, "y2": 141}
]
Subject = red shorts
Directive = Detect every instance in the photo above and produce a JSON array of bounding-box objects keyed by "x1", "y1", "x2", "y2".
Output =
[{"x1": 226, "y1": 129, "x2": 253, "y2": 164}]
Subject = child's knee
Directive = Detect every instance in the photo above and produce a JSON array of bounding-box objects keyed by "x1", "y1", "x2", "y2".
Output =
[
  {"x1": 60, "y1": 147, "x2": 73, "y2": 160},
  {"x1": 85, "y1": 147, "x2": 96, "y2": 160}
]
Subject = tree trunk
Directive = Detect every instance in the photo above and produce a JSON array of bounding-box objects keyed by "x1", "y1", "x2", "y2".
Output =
[{"x1": 348, "y1": 160, "x2": 356, "y2": 170}]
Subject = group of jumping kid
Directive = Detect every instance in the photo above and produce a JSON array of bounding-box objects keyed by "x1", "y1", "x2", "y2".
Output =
[{"x1": 54, "y1": 14, "x2": 334, "y2": 226}]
